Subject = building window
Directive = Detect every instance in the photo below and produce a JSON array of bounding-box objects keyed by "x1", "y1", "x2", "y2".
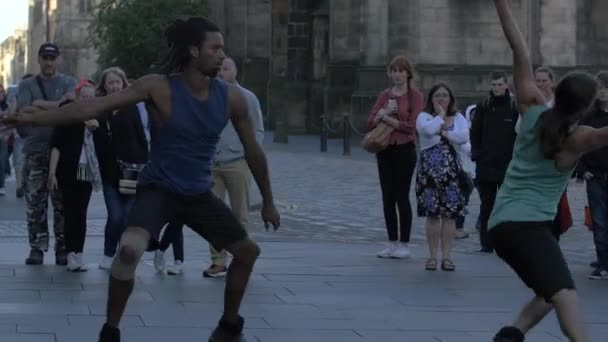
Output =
[{"x1": 79, "y1": 0, "x2": 92, "y2": 13}]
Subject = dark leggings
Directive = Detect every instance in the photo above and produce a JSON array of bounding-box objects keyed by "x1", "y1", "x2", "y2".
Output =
[
  {"x1": 377, "y1": 143, "x2": 417, "y2": 242},
  {"x1": 62, "y1": 180, "x2": 92, "y2": 253},
  {"x1": 158, "y1": 223, "x2": 184, "y2": 262}
]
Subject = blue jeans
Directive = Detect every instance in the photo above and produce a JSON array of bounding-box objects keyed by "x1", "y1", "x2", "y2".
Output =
[
  {"x1": 587, "y1": 177, "x2": 608, "y2": 271},
  {"x1": 0, "y1": 140, "x2": 7, "y2": 187},
  {"x1": 102, "y1": 182, "x2": 135, "y2": 257}
]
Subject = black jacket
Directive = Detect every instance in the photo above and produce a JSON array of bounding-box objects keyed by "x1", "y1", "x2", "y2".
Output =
[
  {"x1": 51, "y1": 122, "x2": 90, "y2": 185},
  {"x1": 470, "y1": 90, "x2": 519, "y2": 183},
  {"x1": 576, "y1": 107, "x2": 608, "y2": 178},
  {"x1": 95, "y1": 104, "x2": 149, "y2": 187}
]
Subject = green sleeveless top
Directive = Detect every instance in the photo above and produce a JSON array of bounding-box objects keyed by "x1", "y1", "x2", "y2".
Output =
[{"x1": 488, "y1": 105, "x2": 575, "y2": 229}]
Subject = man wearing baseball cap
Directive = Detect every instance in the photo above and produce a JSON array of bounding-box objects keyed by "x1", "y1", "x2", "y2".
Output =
[{"x1": 16, "y1": 42, "x2": 76, "y2": 266}]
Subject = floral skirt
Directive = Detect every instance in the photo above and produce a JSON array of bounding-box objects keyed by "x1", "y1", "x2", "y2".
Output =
[{"x1": 415, "y1": 141, "x2": 465, "y2": 219}]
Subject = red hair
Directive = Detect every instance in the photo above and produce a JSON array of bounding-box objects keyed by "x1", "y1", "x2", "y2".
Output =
[{"x1": 75, "y1": 79, "x2": 95, "y2": 96}]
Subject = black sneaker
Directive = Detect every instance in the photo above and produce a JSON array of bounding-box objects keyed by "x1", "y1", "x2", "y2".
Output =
[
  {"x1": 494, "y1": 326, "x2": 525, "y2": 342},
  {"x1": 55, "y1": 251, "x2": 68, "y2": 266},
  {"x1": 478, "y1": 247, "x2": 493, "y2": 254},
  {"x1": 589, "y1": 268, "x2": 608, "y2": 280},
  {"x1": 209, "y1": 316, "x2": 246, "y2": 342},
  {"x1": 98, "y1": 323, "x2": 120, "y2": 342},
  {"x1": 590, "y1": 260, "x2": 600, "y2": 269},
  {"x1": 25, "y1": 249, "x2": 43, "y2": 265}
]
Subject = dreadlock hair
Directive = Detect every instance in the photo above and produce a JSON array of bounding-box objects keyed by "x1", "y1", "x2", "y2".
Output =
[{"x1": 162, "y1": 17, "x2": 221, "y2": 73}]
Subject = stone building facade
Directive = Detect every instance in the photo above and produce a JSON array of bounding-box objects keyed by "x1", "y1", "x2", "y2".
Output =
[
  {"x1": 209, "y1": 0, "x2": 608, "y2": 136},
  {"x1": 26, "y1": 0, "x2": 98, "y2": 78},
  {"x1": 0, "y1": 28, "x2": 28, "y2": 87}
]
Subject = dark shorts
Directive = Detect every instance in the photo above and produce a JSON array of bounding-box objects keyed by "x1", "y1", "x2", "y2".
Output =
[
  {"x1": 490, "y1": 221, "x2": 575, "y2": 302},
  {"x1": 127, "y1": 185, "x2": 249, "y2": 252}
]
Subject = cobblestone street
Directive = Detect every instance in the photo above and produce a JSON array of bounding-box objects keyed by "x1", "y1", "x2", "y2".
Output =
[
  {"x1": 0, "y1": 134, "x2": 597, "y2": 263},
  {"x1": 0, "y1": 134, "x2": 604, "y2": 342}
]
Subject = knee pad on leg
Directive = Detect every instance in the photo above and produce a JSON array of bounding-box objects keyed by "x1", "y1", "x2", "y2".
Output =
[
  {"x1": 494, "y1": 326, "x2": 525, "y2": 342},
  {"x1": 110, "y1": 230, "x2": 148, "y2": 281}
]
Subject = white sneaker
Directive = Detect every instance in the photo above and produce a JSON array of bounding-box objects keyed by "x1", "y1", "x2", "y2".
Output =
[
  {"x1": 67, "y1": 252, "x2": 79, "y2": 272},
  {"x1": 390, "y1": 243, "x2": 411, "y2": 259},
  {"x1": 377, "y1": 242, "x2": 398, "y2": 258},
  {"x1": 98, "y1": 256, "x2": 113, "y2": 270},
  {"x1": 76, "y1": 253, "x2": 87, "y2": 271},
  {"x1": 167, "y1": 260, "x2": 183, "y2": 275},
  {"x1": 154, "y1": 250, "x2": 165, "y2": 272}
]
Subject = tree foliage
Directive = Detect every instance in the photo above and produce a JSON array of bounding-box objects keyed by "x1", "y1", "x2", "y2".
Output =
[{"x1": 91, "y1": 0, "x2": 209, "y2": 79}]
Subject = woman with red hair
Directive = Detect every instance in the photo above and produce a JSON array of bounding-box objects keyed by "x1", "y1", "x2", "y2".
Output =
[
  {"x1": 48, "y1": 79, "x2": 103, "y2": 272},
  {"x1": 367, "y1": 55, "x2": 424, "y2": 259}
]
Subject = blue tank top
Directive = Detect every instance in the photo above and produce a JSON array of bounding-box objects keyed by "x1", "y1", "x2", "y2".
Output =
[{"x1": 138, "y1": 76, "x2": 229, "y2": 195}]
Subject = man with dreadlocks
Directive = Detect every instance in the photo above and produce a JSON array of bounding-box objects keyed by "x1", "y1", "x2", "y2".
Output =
[{"x1": 1, "y1": 17, "x2": 280, "y2": 342}]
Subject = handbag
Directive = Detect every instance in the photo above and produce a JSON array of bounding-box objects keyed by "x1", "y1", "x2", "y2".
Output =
[
  {"x1": 105, "y1": 118, "x2": 145, "y2": 195},
  {"x1": 362, "y1": 92, "x2": 414, "y2": 154},
  {"x1": 446, "y1": 141, "x2": 474, "y2": 196},
  {"x1": 361, "y1": 121, "x2": 394, "y2": 153},
  {"x1": 117, "y1": 160, "x2": 145, "y2": 195}
]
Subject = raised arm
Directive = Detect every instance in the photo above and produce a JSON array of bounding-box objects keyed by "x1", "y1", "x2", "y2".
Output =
[
  {"x1": 384, "y1": 90, "x2": 424, "y2": 133},
  {"x1": 416, "y1": 112, "x2": 444, "y2": 136},
  {"x1": 3, "y1": 74, "x2": 164, "y2": 127},
  {"x1": 228, "y1": 86, "x2": 280, "y2": 230},
  {"x1": 367, "y1": 91, "x2": 390, "y2": 130},
  {"x1": 443, "y1": 114, "x2": 470, "y2": 145},
  {"x1": 494, "y1": 0, "x2": 545, "y2": 111}
]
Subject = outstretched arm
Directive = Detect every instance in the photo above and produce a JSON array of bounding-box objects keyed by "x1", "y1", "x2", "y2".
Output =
[
  {"x1": 229, "y1": 87, "x2": 280, "y2": 230},
  {"x1": 2, "y1": 74, "x2": 164, "y2": 127},
  {"x1": 494, "y1": 0, "x2": 545, "y2": 111}
]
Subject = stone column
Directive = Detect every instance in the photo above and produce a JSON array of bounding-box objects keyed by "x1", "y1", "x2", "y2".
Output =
[
  {"x1": 359, "y1": 0, "x2": 389, "y2": 66},
  {"x1": 269, "y1": 0, "x2": 289, "y2": 142},
  {"x1": 538, "y1": 0, "x2": 577, "y2": 66},
  {"x1": 330, "y1": 0, "x2": 361, "y2": 62}
]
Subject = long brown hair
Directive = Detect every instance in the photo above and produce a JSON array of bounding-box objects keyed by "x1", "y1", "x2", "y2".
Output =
[
  {"x1": 387, "y1": 55, "x2": 416, "y2": 90},
  {"x1": 423, "y1": 82, "x2": 457, "y2": 116},
  {"x1": 539, "y1": 71, "x2": 598, "y2": 159}
]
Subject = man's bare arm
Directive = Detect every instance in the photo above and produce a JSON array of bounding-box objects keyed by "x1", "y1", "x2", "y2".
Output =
[
  {"x1": 229, "y1": 87, "x2": 273, "y2": 206},
  {"x1": 32, "y1": 99, "x2": 66, "y2": 109},
  {"x1": 8, "y1": 74, "x2": 163, "y2": 127}
]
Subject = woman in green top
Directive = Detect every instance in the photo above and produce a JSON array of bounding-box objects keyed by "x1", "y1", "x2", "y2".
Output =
[{"x1": 491, "y1": 1, "x2": 603, "y2": 342}]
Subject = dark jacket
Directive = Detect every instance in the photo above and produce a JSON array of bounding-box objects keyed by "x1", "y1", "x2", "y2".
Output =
[
  {"x1": 50, "y1": 122, "x2": 90, "y2": 185},
  {"x1": 50, "y1": 100, "x2": 91, "y2": 185},
  {"x1": 576, "y1": 107, "x2": 608, "y2": 178},
  {"x1": 95, "y1": 104, "x2": 149, "y2": 187},
  {"x1": 470, "y1": 89, "x2": 519, "y2": 183}
]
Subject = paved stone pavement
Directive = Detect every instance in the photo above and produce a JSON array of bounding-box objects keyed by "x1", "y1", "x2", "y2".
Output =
[
  {"x1": 0, "y1": 133, "x2": 596, "y2": 263},
  {"x1": 0, "y1": 133, "x2": 605, "y2": 342}
]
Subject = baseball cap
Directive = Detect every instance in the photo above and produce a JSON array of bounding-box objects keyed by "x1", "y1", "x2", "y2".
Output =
[{"x1": 38, "y1": 43, "x2": 60, "y2": 57}]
